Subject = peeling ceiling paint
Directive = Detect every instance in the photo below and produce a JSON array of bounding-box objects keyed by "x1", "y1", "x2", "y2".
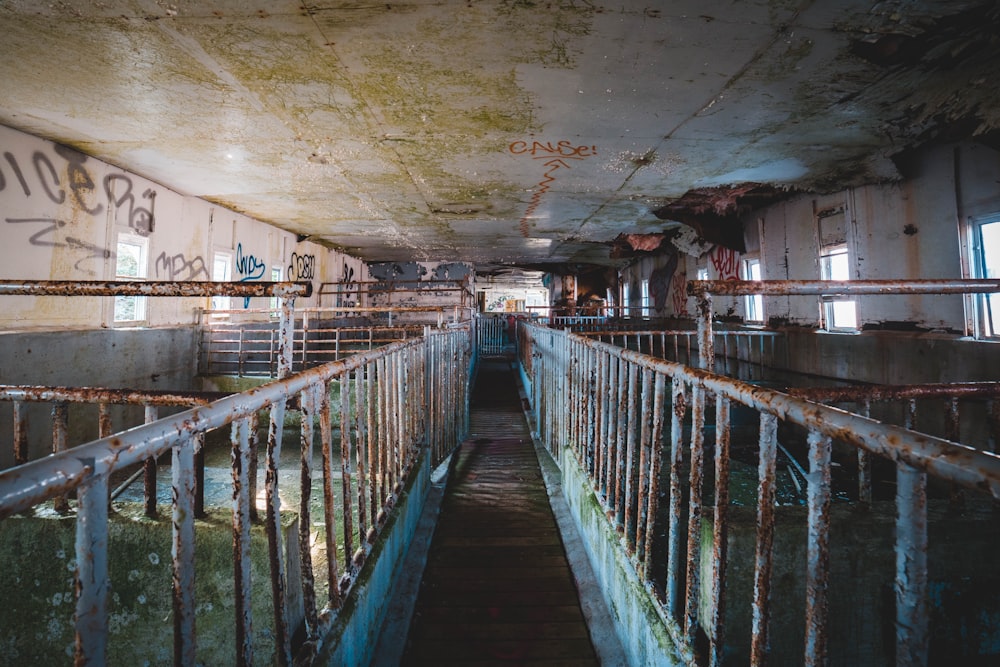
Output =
[{"x1": 1, "y1": 0, "x2": 998, "y2": 271}]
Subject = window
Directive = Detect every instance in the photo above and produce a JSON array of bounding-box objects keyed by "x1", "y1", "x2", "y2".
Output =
[
  {"x1": 212, "y1": 251, "x2": 232, "y2": 311},
  {"x1": 114, "y1": 233, "x2": 148, "y2": 323},
  {"x1": 622, "y1": 281, "x2": 631, "y2": 318},
  {"x1": 819, "y1": 245, "x2": 857, "y2": 330},
  {"x1": 697, "y1": 267, "x2": 709, "y2": 281},
  {"x1": 269, "y1": 266, "x2": 283, "y2": 312},
  {"x1": 743, "y1": 258, "x2": 763, "y2": 323},
  {"x1": 817, "y1": 205, "x2": 857, "y2": 331},
  {"x1": 640, "y1": 279, "x2": 650, "y2": 318},
  {"x1": 970, "y1": 216, "x2": 1000, "y2": 337},
  {"x1": 605, "y1": 287, "x2": 614, "y2": 318}
]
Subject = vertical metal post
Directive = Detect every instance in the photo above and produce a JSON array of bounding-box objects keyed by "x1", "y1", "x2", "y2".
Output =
[
  {"x1": 172, "y1": 433, "x2": 196, "y2": 667},
  {"x1": 277, "y1": 296, "x2": 296, "y2": 379},
  {"x1": 231, "y1": 417, "x2": 255, "y2": 667},
  {"x1": 195, "y1": 433, "x2": 207, "y2": 520},
  {"x1": 301, "y1": 311, "x2": 310, "y2": 371},
  {"x1": 341, "y1": 370, "x2": 355, "y2": 568},
  {"x1": 697, "y1": 292, "x2": 715, "y2": 370},
  {"x1": 751, "y1": 413, "x2": 779, "y2": 666},
  {"x1": 144, "y1": 405, "x2": 159, "y2": 518},
  {"x1": 298, "y1": 385, "x2": 318, "y2": 639},
  {"x1": 74, "y1": 475, "x2": 110, "y2": 666},
  {"x1": 623, "y1": 363, "x2": 639, "y2": 536},
  {"x1": 667, "y1": 378, "x2": 687, "y2": 617},
  {"x1": 635, "y1": 368, "x2": 654, "y2": 560},
  {"x1": 858, "y1": 399, "x2": 872, "y2": 505},
  {"x1": 12, "y1": 401, "x2": 27, "y2": 465},
  {"x1": 710, "y1": 395, "x2": 732, "y2": 667},
  {"x1": 356, "y1": 366, "x2": 369, "y2": 538},
  {"x1": 805, "y1": 431, "x2": 832, "y2": 667},
  {"x1": 318, "y1": 378, "x2": 342, "y2": 608},
  {"x1": 685, "y1": 385, "x2": 706, "y2": 643},
  {"x1": 98, "y1": 403, "x2": 113, "y2": 438},
  {"x1": 897, "y1": 397, "x2": 928, "y2": 666},
  {"x1": 52, "y1": 402, "x2": 69, "y2": 513},
  {"x1": 644, "y1": 373, "x2": 666, "y2": 580},
  {"x1": 265, "y1": 394, "x2": 290, "y2": 664}
]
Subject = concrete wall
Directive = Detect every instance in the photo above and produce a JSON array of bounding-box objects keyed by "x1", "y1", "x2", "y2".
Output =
[
  {"x1": 558, "y1": 445, "x2": 686, "y2": 667},
  {"x1": 318, "y1": 448, "x2": 431, "y2": 666},
  {"x1": 0, "y1": 123, "x2": 365, "y2": 328}
]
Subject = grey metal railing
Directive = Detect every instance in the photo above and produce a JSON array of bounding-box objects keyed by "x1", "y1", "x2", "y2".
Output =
[
  {"x1": 0, "y1": 325, "x2": 471, "y2": 665},
  {"x1": 520, "y1": 320, "x2": 1000, "y2": 666}
]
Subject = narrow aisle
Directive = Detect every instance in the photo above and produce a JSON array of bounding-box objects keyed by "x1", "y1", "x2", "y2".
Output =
[{"x1": 400, "y1": 360, "x2": 599, "y2": 666}]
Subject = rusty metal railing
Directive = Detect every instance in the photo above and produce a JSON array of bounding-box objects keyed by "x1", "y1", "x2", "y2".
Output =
[
  {"x1": 199, "y1": 321, "x2": 428, "y2": 376},
  {"x1": 0, "y1": 326, "x2": 471, "y2": 666},
  {"x1": 579, "y1": 328, "x2": 783, "y2": 372},
  {"x1": 520, "y1": 321, "x2": 1000, "y2": 666},
  {"x1": 0, "y1": 386, "x2": 229, "y2": 516}
]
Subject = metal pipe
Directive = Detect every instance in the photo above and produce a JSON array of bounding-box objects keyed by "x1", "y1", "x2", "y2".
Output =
[
  {"x1": 751, "y1": 413, "x2": 779, "y2": 666},
  {"x1": 684, "y1": 384, "x2": 706, "y2": 643},
  {"x1": 688, "y1": 278, "x2": 1000, "y2": 296},
  {"x1": 231, "y1": 417, "x2": 254, "y2": 667},
  {"x1": 299, "y1": 385, "x2": 319, "y2": 639},
  {"x1": 804, "y1": 431, "x2": 832, "y2": 666},
  {"x1": 709, "y1": 395, "x2": 731, "y2": 667},
  {"x1": 666, "y1": 377, "x2": 687, "y2": 618},
  {"x1": 74, "y1": 475, "x2": 110, "y2": 666},
  {"x1": 0, "y1": 280, "x2": 311, "y2": 297},
  {"x1": 171, "y1": 430, "x2": 196, "y2": 667},
  {"x1": 144, "y1": 405, "x2": 159, "y2": 518}
]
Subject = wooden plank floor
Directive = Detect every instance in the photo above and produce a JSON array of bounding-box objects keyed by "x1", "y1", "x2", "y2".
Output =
[{"x1": 401, "y1": 360, "x2": 599, "y2": 666}]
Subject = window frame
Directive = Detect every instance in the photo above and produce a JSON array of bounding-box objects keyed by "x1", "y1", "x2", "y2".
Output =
[
  {"x1": 113, "y1": 232, "x2": 149, "y2": 324},
  {"x1": 967, "y1": 214, "x2": 1000, "y2": 339},
  {"x1": 742, "y1": 257, "x2": 764, "y2": 324},
  {"x1": 211, "y1": 251, "x2": 233, "y2": 313},
  {"x1": 818, "y1": 244, "x2": 858, "y2": 332}
]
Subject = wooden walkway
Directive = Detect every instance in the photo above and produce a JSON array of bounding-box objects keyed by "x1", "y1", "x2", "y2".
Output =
[{"x1": 401, "y1": 360, "x2": 599, "y2": 666}]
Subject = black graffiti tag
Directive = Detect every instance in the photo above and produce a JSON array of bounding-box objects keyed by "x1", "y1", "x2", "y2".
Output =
[
  {"x1": 104, "y1": 174, "x2": 155, "y2": 236},
  {"x1": 4, "y1": 217, "x2": 112, "y2": 275},
  {"x1": 287, "y1": 252, "x2": 315, "y2": 281}
]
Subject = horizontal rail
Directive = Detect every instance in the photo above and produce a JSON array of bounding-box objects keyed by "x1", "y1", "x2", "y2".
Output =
[
  {"x1": 789, "y1": 382, "x2": 1000, "y2": 402},
  {"x1": 0, "y1": 385, "x2": 228, "y2": 406},
  {"x1": 0, "y1": 280, "x2": 311, "y2": 297},
  {"x1": 688, "y1": 278, "x2": 1000, "y2": 297}
]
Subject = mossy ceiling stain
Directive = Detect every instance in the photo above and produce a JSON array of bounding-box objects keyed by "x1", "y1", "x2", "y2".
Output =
[{"x1": 2, "y1": 1, "x2": 1000, "y2": 269}]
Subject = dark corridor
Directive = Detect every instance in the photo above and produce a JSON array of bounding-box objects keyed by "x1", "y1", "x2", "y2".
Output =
[{"x1": 400, "y1": 361, "x2": 599, "y2": 666}]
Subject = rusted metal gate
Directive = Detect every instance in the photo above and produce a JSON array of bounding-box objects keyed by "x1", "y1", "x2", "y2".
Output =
[
  {"x1": 475, "y1": 313, "x2": 509, "y2": 358},
  {"x1": 0, "y1": 281, "x2": 473, "y2": 666}
]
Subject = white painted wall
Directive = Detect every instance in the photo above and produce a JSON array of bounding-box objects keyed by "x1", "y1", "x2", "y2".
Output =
[{"x1": 0, "y1": 124, "x2": 364, "y2": 330}]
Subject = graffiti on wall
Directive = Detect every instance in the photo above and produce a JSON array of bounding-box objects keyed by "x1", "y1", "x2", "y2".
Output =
[
  {"x1": 710, "y1": 245, "x2": 741, "y2": 281},
  {"x1": 338, "y1": 261, "x2": 359, "y2": 308},
  {"x1": 0, "y1": 142, "x2": 166, "y2": 277},
  {"x1": 287, "y1": 252, "x2": 315, "y2": 282},
  {"x1": 2, "y1": 146, "x2": 157, "y2": 235},
  {"x1": 234, "y1": 242, "x2": 266, "y2": 307},
  {"x1": 154, "y1": 251, "x2": 209, "y2": 281},
  {"x1": 671, "y1": 271, "x2": 689, "y2": 315},
  {"x1": 509, "y1": 140, "x2": 597, "y2": 237}
]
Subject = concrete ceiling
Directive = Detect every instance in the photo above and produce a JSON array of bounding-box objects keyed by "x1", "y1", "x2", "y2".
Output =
[{"x1": 2, "y1": 1, "x2": 999, "y2": 271}]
